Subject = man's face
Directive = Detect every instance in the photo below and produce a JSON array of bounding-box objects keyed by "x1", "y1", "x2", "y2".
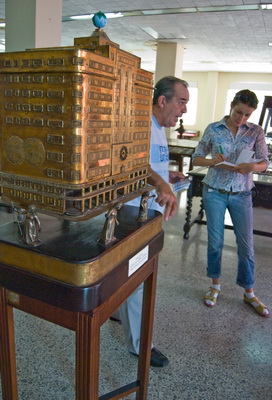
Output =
[{"x1": 161, "y1": 83, "x2": 189, "y2": 127}]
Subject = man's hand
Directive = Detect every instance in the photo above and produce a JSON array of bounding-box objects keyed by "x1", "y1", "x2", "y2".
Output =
[
  {"x1": 147, "y1": 168, "x2": 177, "y2": 221},
  {"x1": 169, "y1": 170, "x2": 186, "y2": 184},
  {"x1": 155, "y1": 180, "x2": 177, "y2": 221}
]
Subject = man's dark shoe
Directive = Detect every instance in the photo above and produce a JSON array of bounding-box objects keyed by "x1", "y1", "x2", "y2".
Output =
[
  {"x1": 130, "y1": 347, "x2": 169, "y2": 368},
  {"x1": 109, "y1": 316, "x2": 122, "y2": 324},
  {"x1": 150, "y1": 347, "x2": 169, "y2": 367}
]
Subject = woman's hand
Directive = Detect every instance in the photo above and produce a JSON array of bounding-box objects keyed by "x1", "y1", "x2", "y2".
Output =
[
  {"x1": 234, "y1": 160, "x2": 268, "y2": 174},
  {"x1": 233, "y1": 163, "x2": 253, "y2": 174},
  {"x1": 193, "y1": 153, "x2": 226, "y2": 167},
  {"x1": 212, "y1": 153, "x2": 226, "y2": 166}
]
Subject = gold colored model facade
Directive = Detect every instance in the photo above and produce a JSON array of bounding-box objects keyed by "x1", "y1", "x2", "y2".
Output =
[{"x1": 0, "y1": 29, "x2": 153, "y2": 220}]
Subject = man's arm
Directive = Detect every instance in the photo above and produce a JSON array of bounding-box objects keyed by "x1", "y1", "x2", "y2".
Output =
[{"x1": 147, "y1": 168, "x2": 177, "y2": 221}]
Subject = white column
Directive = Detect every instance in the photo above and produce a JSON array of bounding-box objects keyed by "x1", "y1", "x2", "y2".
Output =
[
  {"x1": 154, "y1": 41, "x2": 185, "y2": 138},
  {"x1": 5, "y1": 0, "x2": 62, "y2": 52},
  {"x1": 154, "y1": 41, "x2": 184, "y2": 83},
  {"x1": 204, "y1": 71, "x2": 218, "y2": 127}
]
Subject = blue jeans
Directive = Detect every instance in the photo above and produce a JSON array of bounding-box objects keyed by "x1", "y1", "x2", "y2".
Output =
[{"x1": 202, "y1": 185, "x2": 255, "y2": 289}]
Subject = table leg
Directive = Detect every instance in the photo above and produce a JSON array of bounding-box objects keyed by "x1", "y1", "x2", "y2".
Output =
[
  {"x1": 188, "y1": 156, "x2": 193, "y2": 171},
  {"x1": 183, "y1": 192, "x2": 193, "y2": 239},
  {"x1": 137, "y1": 257, "x2": 158, "y2": 400},
  {"x1": 76, "y1": 312, "x2": 100, "y2": 400},
  {"x1": 0, "y1": 288, "x2": 19, "y2": 400},
  {"x1": 178, "y1": 158, "x2": 183, "y2": 173},
  {"x1": 196, "y1": 199, "x2": 204, "y2": 222}
]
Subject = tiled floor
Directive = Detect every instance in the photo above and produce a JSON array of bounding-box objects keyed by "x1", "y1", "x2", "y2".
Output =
[{"x1": 0, "y1": 164, "x2": 271, "y2": 400}]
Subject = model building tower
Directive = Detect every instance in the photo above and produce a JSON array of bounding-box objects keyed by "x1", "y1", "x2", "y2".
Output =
[{"x1": 0, "y1": 13, "x2": 153, "y2": 219}]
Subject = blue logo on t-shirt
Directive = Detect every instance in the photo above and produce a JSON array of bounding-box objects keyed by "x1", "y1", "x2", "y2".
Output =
[{"x1": 159, "y1": 146, "x2": 169, "y2": 162}]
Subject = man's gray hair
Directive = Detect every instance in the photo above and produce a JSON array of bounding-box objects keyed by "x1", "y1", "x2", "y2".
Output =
[{"x1": 153, "y1": 76, "x2": 188, "y2": 105}]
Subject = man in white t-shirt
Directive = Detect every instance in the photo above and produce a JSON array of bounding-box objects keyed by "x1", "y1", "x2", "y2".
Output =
[{"x1": 111, "y1": 76, "x2": 190, "y2": 367}]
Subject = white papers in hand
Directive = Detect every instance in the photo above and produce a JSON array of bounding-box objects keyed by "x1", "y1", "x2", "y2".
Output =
[
  {"x1": 215, "y1": 149, "x2": 263, "y2": 169},
  {"x1": 235, "y1": 149, "x2": 254, "y2": 164}
]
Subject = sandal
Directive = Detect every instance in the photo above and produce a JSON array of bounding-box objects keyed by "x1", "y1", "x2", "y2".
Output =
[
  {"x1": 243, "y1": 294, "x2": 270, "y2": 318},
  {"x1": 204, "y1": 287, "x2": 220, "y2": 307}
]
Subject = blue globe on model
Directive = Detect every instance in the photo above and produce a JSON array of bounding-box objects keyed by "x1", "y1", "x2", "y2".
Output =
[{"x1": 92, "y1": 11, "x2": 107, "y2": 28}]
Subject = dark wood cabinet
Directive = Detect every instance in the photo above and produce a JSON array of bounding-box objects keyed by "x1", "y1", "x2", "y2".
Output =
[{"x1": 258, "y1": 95, "x2": 272, "y2": 138}]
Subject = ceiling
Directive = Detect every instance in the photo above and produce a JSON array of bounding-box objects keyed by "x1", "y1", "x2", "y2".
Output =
[{"x1": 0, "y1": 0, "x2": 272, "y2": 73}]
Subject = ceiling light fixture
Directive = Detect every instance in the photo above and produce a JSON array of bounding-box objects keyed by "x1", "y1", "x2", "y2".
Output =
[
  {"x1": 260, "y1": 4, "x2": 272, "y2": 9},
  {"x1": 105, "y1": 12, "x2": 123, "y2": 19},
  {"x1": 142, "y1": 8, "x2": 196, "y2": 15},
  {"x1": 69, "y1": 14, "x2": 93, "y2": 20},
  {"x1": 141, "y1": 27, "x2": 162, "y2": 40},
  {"x1": 141, "y1": 27, "x2": 186, "y2": 41},
  {"x1": 0, "y1": 5, "x2": 265, "y2": 27},
  {"x1": 65, "y1": 12, "x2": 124, "y2": 21},
  {"x1": 197, "y1": 5, "x2": 260, "y2": 12},
  {"x1": 63, "y1": 4, "x2": 268, "y2": 22}
]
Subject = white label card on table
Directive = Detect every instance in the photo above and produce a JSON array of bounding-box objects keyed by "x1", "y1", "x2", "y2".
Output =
[{"x1": 128, "y1": 246, "x2": 149, "y2": 277}]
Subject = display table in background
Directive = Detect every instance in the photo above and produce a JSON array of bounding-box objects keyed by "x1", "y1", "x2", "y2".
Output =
[
  {"x1": 167, "y1": 139, "x2": 198, "y2": 173},
  {"x1": 0, "y1": 206, "x2": 164, "y2": 400},
  {"x1": 178, "y1": 130, "x2": 200, "y2": 140}
]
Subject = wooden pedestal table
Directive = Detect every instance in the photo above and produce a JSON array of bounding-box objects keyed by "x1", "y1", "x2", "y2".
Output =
[
  {"x1": 167, "y1": 138, "x2": 198, "y2": 173},
  {"x1": 0, "y1": 206, "x2": 164, "y2": 400},
  {"x1": 168, "y1": 146, "x2": 195, "y2": 172}
]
